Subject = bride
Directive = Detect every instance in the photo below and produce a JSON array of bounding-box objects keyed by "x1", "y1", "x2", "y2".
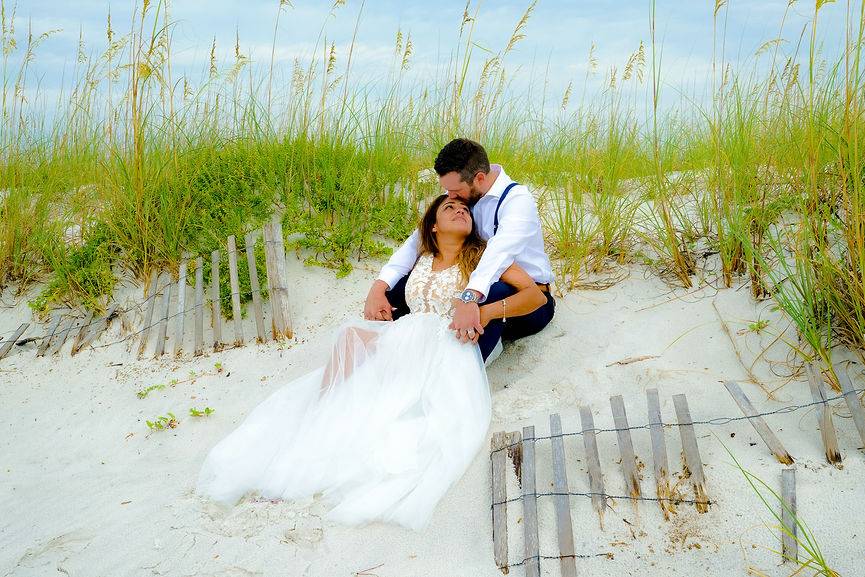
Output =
[{"x1": 195, "y1": 194, "x2": 546, "y2": 531}]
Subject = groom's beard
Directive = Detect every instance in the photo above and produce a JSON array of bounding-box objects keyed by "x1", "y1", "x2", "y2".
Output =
[{"x1": 465, "y1": 184, "x2": 483, "y2": 207}]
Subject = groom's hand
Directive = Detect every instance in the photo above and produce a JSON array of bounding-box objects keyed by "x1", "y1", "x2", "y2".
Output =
[
  {"x1": 450, "y1": 300, "x2": 483, "y2": 344},
  {"x1": 364, "y1": 280, "x2": 395, "y2": 321}
]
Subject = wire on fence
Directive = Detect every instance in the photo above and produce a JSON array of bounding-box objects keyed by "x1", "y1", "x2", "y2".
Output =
[
  {"x1": 90, "y1": 285, "x2": 264, "y2": 350},
  {"x1": 0, "y1": 235, "x2": 280, "y2": 341},
  {"x1": 490, "y1": 490, "x2": 713, "y2": 509},
  {"x1": 489, "y1": 386, "x2": 865, "y2": 457},
  {"x1": 504, "y1": 552, "x2": 614, "y2": 570}
]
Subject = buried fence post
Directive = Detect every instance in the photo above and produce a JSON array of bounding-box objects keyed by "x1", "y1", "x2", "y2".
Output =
[
  {"x1": 69, "y1": 311, "x2": 94, "y2": 356},
  {"x1": 610, "y1": 395, "x2": 642, "y2": 505},
  {"x1": 173, "y1": 253, "x2": 189, "y2": 357},
  {"x1": 47, "y1": 316, "x2": 74, "y2": 356},
  {"x1": 490, "y1": 431, "x2": 510, "y2": 575},
  {"x1": 263, "y1": 215, "x2": 293, "y2": 339},
  {"x1": 137, "y1": 273, "x2": 159, "y2": 358},
  {"x1": 211, "y1": 249, "x2": 223, "y2": 351},
  {"x1": 724, "y1": 381, "x2": 794, "y2": 464},
  {"x1": 154, "y1": 272, "x2": 172, "y2": 357},
  {"x1": 77, "y1": 305, "x2": 117, "y2": 352},
  {"x1": 0, "y1": 323, "x2": 29, "y2": 362},
  {"x1": 579, "y1": 404, "x2": 607, "y2": 529},
  {"x1": 194, "y1": 256, "x2": 205, "y2": 356},
  {"x1": 549, "y1": 414, "x2": 577, "y2": 577},
  {"x1": 36, "y1": 314, "x2": 62, "y2": 357},
  {"x1": 245, "y1": 232, "x2": 267, "y2": 343},
  {"x1": 521, "y1": 426, "x2": 540, "y2": 577},
  {"x1": 673, "y1": 394, "x2": 709, "y2": 513},
  {"x1": 646, "y1": 388, "x2": 674, "y2": 520},
  {"x1": 780, "y1": 467, "x2": 797, "y2": 564},
  {"x1": 834, "y1": 364, "x2": 865, "y2": 453},
  {"x1": 227, "y1": 235, "x2": 244, "y2": 346},
  {"x1": 806, "y1": 363, "x2": 842, "y2": 465}
]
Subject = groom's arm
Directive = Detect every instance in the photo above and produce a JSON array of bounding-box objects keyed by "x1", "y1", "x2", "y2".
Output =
[
  {"x1": 466, "y1": 190, "x2": 540, "y2": 300},
  {"x1": 378, "y1": 229, "x2": 421, "y2": 289},
  {"x1": 364, "y1": 230, "x2": 421, "y2": 320},
  {"x1": 451, "y1": 189, "x2": 541, "y2": 342}
]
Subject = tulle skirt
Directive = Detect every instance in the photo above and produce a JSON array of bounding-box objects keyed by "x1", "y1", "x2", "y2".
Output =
[{"x1": 195, "y1": 312, "x2": 491, "y2": 531}]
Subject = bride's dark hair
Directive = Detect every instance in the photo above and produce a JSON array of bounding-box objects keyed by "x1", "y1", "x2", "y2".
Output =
[{"x1": 418, "y1": 194, "x2": 486, "y2": 285}]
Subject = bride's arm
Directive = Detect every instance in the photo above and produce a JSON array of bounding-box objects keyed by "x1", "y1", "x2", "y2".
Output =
[{"x1": 478, "y1": 263, "x2": 547, "y2": 327}]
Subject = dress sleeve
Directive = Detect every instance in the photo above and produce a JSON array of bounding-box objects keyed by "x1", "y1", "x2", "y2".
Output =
[{"x1": 378, "y1": 229, "x2": 421, "y2": 289}]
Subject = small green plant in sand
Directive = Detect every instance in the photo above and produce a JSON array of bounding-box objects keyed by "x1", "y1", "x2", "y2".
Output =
[
  {"x1": 136, "y1": 363, "x2": 226, "y2": 398},
  {"x1": 189, "y1": 407, "x2": 215, "y2": 417},
  {"x1": 748, "y1": 319, "x2": 769, "y2": 334},
  {"x1": 136, "y1": 383, "x2": 167, "y2": 399},
  {"x1": 146, "y1": 412, "x2": 179, "y2": 431}
]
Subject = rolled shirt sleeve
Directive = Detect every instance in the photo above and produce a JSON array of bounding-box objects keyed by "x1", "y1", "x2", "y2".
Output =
[
  {"x1": 378, "y1": 229, "x2": 421, "y2": 289},
  {"x1": 466, "y1": 191, "x2": 540, "y2": 300}
]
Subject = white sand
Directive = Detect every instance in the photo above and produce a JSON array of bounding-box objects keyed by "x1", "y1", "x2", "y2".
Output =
[{"x1": 1, "y1": 257, "x2": 863, "y2": 577}]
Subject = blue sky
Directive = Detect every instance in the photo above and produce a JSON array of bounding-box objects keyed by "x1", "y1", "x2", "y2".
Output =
[{"x1": 4, "y1": 0, "x2": 851, "y2": 117}]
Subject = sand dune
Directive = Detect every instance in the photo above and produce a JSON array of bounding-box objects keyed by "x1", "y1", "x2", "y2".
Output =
[{"x1": 1, "y1": 257, "x2": 862, "y2": 576}]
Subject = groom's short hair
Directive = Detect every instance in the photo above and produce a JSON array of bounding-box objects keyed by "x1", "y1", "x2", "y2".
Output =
[{"x1": 434, "y1": 138, "x2": 491, "y2": 182}]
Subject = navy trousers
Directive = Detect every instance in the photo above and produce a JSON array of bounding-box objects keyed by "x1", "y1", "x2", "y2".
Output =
[{"x1": 386, "y1": 277, "x2": 555, "y2": 361}]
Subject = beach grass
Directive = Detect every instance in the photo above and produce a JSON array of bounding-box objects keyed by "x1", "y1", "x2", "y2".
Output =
[{"x1": 1, "y1": 0, "x2": 864, "y2": 373}]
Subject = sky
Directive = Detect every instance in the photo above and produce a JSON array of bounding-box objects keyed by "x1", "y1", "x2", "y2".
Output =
[{"x1": 2, "y1": 0, "x2": 853, "y2": 120}]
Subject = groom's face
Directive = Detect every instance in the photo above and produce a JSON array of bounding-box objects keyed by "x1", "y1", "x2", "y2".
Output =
[{"x1": 440, "y1": 171, "x2": 483, "y2": 206}]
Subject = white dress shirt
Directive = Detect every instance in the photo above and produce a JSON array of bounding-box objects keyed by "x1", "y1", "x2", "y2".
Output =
[{"x1": 377, "y1": 164, "x2": 553, "y2": 300}]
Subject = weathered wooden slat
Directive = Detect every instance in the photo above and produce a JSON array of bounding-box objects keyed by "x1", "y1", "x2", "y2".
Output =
[
  {"x1": 154, "y1": 272, "x2": 172, "y2": 357},
  {"x1": 210, "y1": 249, "x2": 223, "y2": 351},
  {"x1": 36, "y1": 314, "x2": 62, "y2": 357},
  {"x1": 549, "y1": 414, "x2": 577, "y2": 577},
  {"x1": 835, "y1": 365, "x2": 865, "y2": 451},
  {"x1": 47, "y1": 317, "x2": 73, "y2": 356},
  {"x1": 673, "y1": 394, "x2": 709, "y2": 513},
  {"x1": 491, "y1": 431, "x2": 510, "y2": 575},
  {"x1": 0, "y1": 323, "x2": 29, "y2": 361},
  {"x1": 264, "y1": 213, "x2": 293, "y2": 339},
  {"x1": 244, "y1": 232, "x2": 266, "y2": 343},
  {"x1": 724, "y1": 381, "x2": 794, "y2": 464},
  {"x1": 781, "y1": 468, "x2": 797, "y2": 564},
  {"x1": 579, "y1": 405, "x2": 606, "y2": 528},
  {"x1": 806, "y1": 363, "x2": 842, "y2": 465},
  {"x1": 173, "y1": 254, "x2": 189, "y2": 356},
  {"x1": 69, "y1": 310, "x2": 94, "y2": 356},
  {"x1": 193, "y1": 257, "x2": 205, "y2": 356},
  {"x1": 521, "y1": 426, "x2": 540, "y2": 577},
  {"x1": 227, "y1": 235, "x2": 244, "y2": 346},
  {"x1": 507, "y1": 430, "x2": 523, "y2": 486},
  {"x1": 137, "y1": 273, "x2": 159, "y2": 358},
  {"x1": 76, "y1": 305, "x2": 117, "y2": 352},
  {"x1": 646, "y1": 388, "x2": 673, "y2": 520},
  {"x1": 262, "y1": 220, "x2": 285, "y2": 340},
  {"x1": 610, "y1": 395, "x2": 641, "y2": 502},
  {"x1": 272, "y1": 214, "x2": 293, "y2": 339}
]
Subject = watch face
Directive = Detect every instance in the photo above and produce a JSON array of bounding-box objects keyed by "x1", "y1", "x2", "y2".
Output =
[{"x1": 460, "y1": 290, "x2": 475, "y2": 303}]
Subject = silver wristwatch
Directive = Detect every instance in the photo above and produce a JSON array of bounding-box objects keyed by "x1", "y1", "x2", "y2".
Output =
[{"x1": 459, "y1": 289, "x2": 480, "y2": 304}]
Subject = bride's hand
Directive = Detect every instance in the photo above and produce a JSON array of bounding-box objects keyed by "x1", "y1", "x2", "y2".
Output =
[
  {"x1": 450, "y1": 301, "x2": 484, "y2": 343},
  {"x1": 364, "y1": 280, "x2": 395, "y2": 321}
]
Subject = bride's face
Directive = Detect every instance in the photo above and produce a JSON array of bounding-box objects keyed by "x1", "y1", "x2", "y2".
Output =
[{"x1": 433, "y1": 198, "x2": 473, "y2": 238}]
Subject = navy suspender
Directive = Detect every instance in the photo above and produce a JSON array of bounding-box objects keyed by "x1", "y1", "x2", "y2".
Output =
[{"x1": 493, "y1": 182, "x2": 519, "y2": 235}]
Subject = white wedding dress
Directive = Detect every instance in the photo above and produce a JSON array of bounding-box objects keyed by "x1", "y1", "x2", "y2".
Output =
[{"x1": 195, "y1": 253, "x2": 491, "y2": 531}]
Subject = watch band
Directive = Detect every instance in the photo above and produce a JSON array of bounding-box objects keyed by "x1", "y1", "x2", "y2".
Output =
[{"x1": 460, "y1": 289, "x2": 479, "y2": 304}]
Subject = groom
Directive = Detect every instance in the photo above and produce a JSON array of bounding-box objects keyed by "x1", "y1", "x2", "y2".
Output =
[{"x1": 363, "y1": 138, "x2": 555, "y2": 361}]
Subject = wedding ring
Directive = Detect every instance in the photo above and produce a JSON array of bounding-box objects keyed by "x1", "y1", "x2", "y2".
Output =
[{"x1": 466, "y1": 328, "x2": 476, "y2": 337}]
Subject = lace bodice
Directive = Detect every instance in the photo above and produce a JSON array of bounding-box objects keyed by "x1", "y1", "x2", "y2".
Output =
[{"x1": 404, "y1": 253, "x2": 463, "y2": 318}]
